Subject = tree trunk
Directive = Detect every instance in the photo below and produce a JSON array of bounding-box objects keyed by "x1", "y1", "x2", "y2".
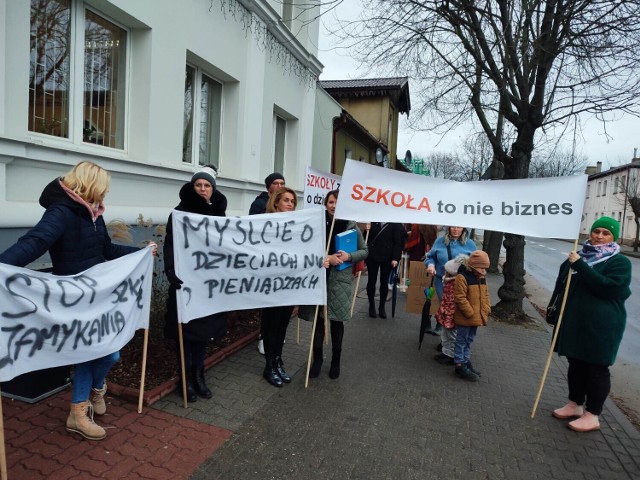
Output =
[
  {"x1": 492, "y1": 127, "x2": 534, "y2": 322},
  {"x1": 483, "y1": 230, "x2": 503, "y2": 274},
  {"x1": 634, "y1": 218, "x2": 639, "y2": 252},
  {"x1": 492, "y1": 233, "x2": 528, "y2": 321}
]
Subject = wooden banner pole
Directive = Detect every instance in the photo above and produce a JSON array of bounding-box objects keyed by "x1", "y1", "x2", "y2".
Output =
[
  {"x1": 530, "y1": 239, "x2": 579, "y2": 418},
  {"x1": 137, "y1": 328, "x2": 150, "y2": 413},
  {"x1": 350, "y1": 228, "x2": 370, "y2": 317}
]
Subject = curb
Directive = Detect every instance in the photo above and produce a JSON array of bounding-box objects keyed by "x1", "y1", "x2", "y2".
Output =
[{"x1": 108, "y1": 329, "x2": 260, "y2": 406}]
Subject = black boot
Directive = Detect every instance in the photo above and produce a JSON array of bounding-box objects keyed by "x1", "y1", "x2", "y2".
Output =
[
  {"x1": 275, "y1": 356, "x2": 291, "y2": 383},
  {"x1": 368, "y1": 301, "x2": 377, "y2": 318},
  {"x1": 178, "y1": 376, "x2": 198, "y2": 403},
  {"x1": 263, "y1": 358, "x2": 283, "y2": 387},
  {"x1": 329, "y1": 350, "x2": 341, "y2": 379},
  {"x1": 378, "y1": 303, "x2": 387, "y2": 319},
  {"x1": 309, "y1": 348, "x2": 323, "y2": 378},
  {"x1": 191, "y1": 366, "x2": 213, "y2": 399}
]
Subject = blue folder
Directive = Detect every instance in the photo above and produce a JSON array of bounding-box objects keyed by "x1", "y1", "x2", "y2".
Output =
[{"x1": 334, "y1": 229, "x2": 357, "y2": 271}]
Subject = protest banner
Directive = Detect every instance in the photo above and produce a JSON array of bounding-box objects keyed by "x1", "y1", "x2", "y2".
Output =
[
  {"x1": 0, "y1": 248, "x2": 154, "y2": 383},
  {"x1": 304, "y1": 166, "x2": 341, "y2": 208},
  {"x1": 335, "y1": 159, "x2": 587, "y2": 239},
  {"x1": 172, "y1": 208, "x2": 327, "y2": 322}
]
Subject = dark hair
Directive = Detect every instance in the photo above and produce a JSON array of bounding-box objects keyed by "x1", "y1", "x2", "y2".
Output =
[{"x1": 324, "y1": 189, "x2": 339, "y2": 206}]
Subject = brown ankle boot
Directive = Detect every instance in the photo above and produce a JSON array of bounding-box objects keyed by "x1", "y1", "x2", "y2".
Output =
[
  {"x1": 90, "y1": 384, "x2": 107, "y2": 415},
  {"x1": 66, "y1": 402, "x2": 106, "y2": 440}
]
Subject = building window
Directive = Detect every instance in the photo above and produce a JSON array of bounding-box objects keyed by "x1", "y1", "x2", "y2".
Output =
[
  {"x1": 273, "y1": 114, "x2": 286, "y2": 173},
  {"x1": 29, "y1": 0, "x2": 127, "y2": 149},
  {"x1": 586, "y1": 184, "x2": 590, "y2": 198},
  {"x1": 183, "y1": 65, "x2": 223, "y2": 166},
  {"x1": 602, "y1": 180, "x2": 607, "y2": 195},
  {"x1": 620, "y1": 175, "x2": 627, "y2": 192},
  {"x1": 597, "y1": 181, "x2": 601, "y2": 196}
]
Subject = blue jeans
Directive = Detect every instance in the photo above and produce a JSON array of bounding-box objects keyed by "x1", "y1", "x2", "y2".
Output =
[
  {"x1": 71, "y1": 352, "x2": 120, "y2": 403},
  {"x1": 454, "y1": 326, "x2": 477, "y2": 365}
]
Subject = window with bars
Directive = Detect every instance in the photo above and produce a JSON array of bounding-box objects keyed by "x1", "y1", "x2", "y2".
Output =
[
  {"x1": 29, "y1": 0, "x2": 127, "y2": 149},
  {"x1": 183, "y1": 65, "x2": 223, "y2": 166}
]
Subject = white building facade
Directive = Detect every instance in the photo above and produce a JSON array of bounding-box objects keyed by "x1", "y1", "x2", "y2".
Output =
[
  {"x1": 581, "y1": 159, "x2": 640, "y2": 244},
  {"x1": 0, "y1": 0, "x2": 324, "y2": 245}
]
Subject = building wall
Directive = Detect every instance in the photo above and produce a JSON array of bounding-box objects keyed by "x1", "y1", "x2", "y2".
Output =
[
  {"x1": 334, "y1": 96, "x2": 398, "y2": 169},
  {"x1": 311, "y1": 88, "x2": 341, "y2": 172},
  {"x1": 0, "y1": 0, "x2": 322, "y2": 243}
]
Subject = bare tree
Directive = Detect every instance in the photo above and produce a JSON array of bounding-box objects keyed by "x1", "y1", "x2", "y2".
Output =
[
  {"x1": 529, "y1": 149, "x2": 588, "y2": 178},
  {"x1": 423, "y1": 152, "x2": 463, "y2": 179},
  {"x1": 333, "y1": 0, "x2": 640, "y2": 320}
]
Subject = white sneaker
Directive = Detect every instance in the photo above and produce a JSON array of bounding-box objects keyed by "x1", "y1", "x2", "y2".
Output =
[{"x1": 257, "y1": 338, "x2": 265, "y2": 355}]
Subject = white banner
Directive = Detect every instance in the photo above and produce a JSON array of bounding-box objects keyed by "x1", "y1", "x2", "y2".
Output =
[
  {"x1": 0, "y1": 248, "x2": 154, "y2": 382},
  {"x1": 304, "y1": 166, "x2": 341, "y2": 208},
  {"x1": 335, "y1": 159, "x2": 587, "y2": 239},
  {"x1": 172, "y1": 208, "x2": 327, "y2": 322}
]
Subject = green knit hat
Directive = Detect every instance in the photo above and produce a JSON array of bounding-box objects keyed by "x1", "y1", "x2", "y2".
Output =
[{"x1": 590, "y1": 216, "x2": 620, "y2": 241}]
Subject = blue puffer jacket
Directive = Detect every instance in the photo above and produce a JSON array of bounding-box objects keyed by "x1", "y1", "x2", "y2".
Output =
[{"x1": 0, "y1": 179, "x2": 137, "y2": 275}]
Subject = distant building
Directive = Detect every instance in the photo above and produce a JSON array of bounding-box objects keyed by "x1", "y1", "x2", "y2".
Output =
[
  {"x1": 318, "y1": 77, "x2": 411, "y2": 174},
  {"x1": 582, "y1": 153, "x2": 640, "y2": 244}
]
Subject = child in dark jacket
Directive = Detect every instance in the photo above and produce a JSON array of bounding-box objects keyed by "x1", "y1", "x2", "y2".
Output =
[{"x1": 453, "y1": 250, "x2": 491, "y2": 382}]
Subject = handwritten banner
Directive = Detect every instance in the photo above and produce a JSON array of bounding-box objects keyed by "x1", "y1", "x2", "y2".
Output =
[
  {"x1": 0, "y1": 248, "x2": 153, "y2": 382},
  {"x1": 172, "y1": 208, "x2": 327, "y2": 322},
  {"x1": 335, "y1": 159, "x2": 588, "y2": 239},
  {"x1": 304, "y1": 166, "x2": 341, "y2": 209}
]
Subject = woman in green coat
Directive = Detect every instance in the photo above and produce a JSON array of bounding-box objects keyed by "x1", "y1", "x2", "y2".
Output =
[
  {"x1": 309, "y1": 190, "x2": 368, "y2": 379},
  {"x1": 549, "y1": 216, "x2": 632, "y2": 432}
]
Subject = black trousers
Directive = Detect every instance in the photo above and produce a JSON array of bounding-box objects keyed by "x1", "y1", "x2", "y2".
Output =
[
  {"x1": 366, "y1": 259, "x2": 392, "y2": 306},
  {"x1": 313, "y1": 317, "x2": 344, "y2": 353},
  {"x1": 262, "y1": 305, "x2": 294, "y2": 363},
  {"x1": 567, "y1": 357, "x2": 611, "y2": 415}
]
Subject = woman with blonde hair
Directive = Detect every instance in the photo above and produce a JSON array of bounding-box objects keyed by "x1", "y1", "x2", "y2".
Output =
[
  {"x1": 261, "y1": 187, "x2": 298, "y2": 386},
  {"x1": 0, "y1": 161, "x2": 153, "y2": 440}
]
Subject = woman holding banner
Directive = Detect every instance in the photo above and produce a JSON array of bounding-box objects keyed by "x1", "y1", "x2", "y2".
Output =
[
  {"x1": 261, "y1": 187, "x2": 299, "y2": 387},
  {"x1": 309, "y1": 190, "x2": 368, "y2": 379},
  {"x1": 549, "y1": 216, "x2": 631, "y2": 432},
  {"x1": 164, "y1": 166, "x2": 228, "y2": 402},
  {"x1": 0, "y1": 161, "x2": 152, "y2": 441}
]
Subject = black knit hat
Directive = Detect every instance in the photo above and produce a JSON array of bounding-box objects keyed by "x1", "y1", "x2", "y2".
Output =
[{"x1": 264, "y1": 172, "x2": 285, "y2": 189}]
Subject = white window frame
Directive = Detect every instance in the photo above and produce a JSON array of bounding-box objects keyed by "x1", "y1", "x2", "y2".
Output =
[
  {"x1": 182, "y1": 63, "x2": 224, "y2": 167},
  {"x1": 28, "y1": 1, "x2": 130, "y2": 151},
  {"x1": 273, "y1": 113, "x2": 287, "y2": 174}
]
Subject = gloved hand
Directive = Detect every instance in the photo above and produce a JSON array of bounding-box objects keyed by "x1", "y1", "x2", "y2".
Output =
[{"x1": 166, "y1": 268, "x2": 183, "y2": 290}]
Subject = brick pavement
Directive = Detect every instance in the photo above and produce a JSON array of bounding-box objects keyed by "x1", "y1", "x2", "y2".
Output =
[{"x1": 2, "y1": 272, "x2": 639, "y2": 479}]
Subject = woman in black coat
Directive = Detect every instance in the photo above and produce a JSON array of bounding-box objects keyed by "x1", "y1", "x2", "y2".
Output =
[
  {"x1": 164, "y1": 167, "x2": 228, "y2": 402},
  {"x1": 365, "y1": 222, "x2": 404, "y2": 318}
]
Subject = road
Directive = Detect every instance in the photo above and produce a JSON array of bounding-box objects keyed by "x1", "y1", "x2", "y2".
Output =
[{"x1": 523, "y1": 237, "x2": 640, "y2": 421}]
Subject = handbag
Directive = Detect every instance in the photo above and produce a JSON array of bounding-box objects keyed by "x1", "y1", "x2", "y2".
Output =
[{"x1": 546, "y1": 293, "x2": 561, "y2": 325}]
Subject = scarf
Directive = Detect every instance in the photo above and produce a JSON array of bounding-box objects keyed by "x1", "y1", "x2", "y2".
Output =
[{"x1": 578, "y1": 240, "x2": 620, "y2": 267}]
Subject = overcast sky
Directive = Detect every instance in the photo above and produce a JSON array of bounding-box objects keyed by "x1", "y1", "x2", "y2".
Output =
[{"x1": 316, "y1": 0, "x2": 639, "y2": 169}]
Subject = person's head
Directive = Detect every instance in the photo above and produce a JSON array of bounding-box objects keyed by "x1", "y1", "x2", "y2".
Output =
[
  {"x1": 589, "y1": 216, "x2": 620, "y2": 245},
  {"x1": 265, "y1": 172, "x2": 286, "y2": 195},
  {"x1": 444, "y1": 226, "x2": 468, "y2": 245},
  {"x1": 61, "y1": 161, "x2": 110, "y2": 204},
  {"x1": 191, "y1": 166, "x2": 217, "y2": 203},
  {"x1": 324, "y1": 189, "x2": 339, "y2": 217},
  {"x1": 467, "y1": 250, "x2": 490, "y2": 275},
  {"x1": 267, "y1": 187, "x2": 297, "y2": 213}
]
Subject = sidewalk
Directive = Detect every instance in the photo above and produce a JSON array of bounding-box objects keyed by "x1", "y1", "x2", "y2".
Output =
[{"x1": 3, "y1": 272, "x2": 640, "y2": 479}]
